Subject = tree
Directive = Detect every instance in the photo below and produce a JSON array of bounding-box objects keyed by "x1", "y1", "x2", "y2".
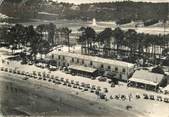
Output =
[
  {"x1": 38, "y1": 40, "x2": 50, "y2": 58},
  {"x1": 113, "y1": 27, "x2": 124, "y2": 54},
  {"x1": 48, "y1": 23, "x2": 56, "y2": 46},
  {"x1": 98, "y1": 28, "x2": 113, "y2": 57},
  {"x1": 78, "y1": 26, "x2": 96, "y2": 54},
  {"x1": 61, "y1": 27, "x2": 72, "y2": 52},
  {"x1": 152, "y1": 66, "x2": 164, "y2": 74},
  {"x1": 124, "y1": 29, "x2": 137, "y2": 60}
]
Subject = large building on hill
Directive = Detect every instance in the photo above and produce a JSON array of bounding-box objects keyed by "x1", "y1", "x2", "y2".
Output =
[{"x1": 47, "y1": 51, "x2": 135, "y2": 81}]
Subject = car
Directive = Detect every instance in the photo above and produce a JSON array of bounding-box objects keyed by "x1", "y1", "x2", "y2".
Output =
[
  {"x1": 33, "y1": 71, "x2": 37, "y2": 76},
  {"x1": 99, "y1": 93, "x2": 106, "y2": 99},
  {"x1": 97, "y1": 76, "x2": 107, "y2": 82},
  {"x1": 71, "y1": 80, "x2": 74, "y2": 84},
  {"x1": 33, "y1": 76, "x2": 38, "y2": 79},
  {"x1": 157, "y1": 96, "x2": 162, "y2": 101},
  {"x1": 149, "y1": 95, "x2": 155, "y2": 100},
  {"x1": 49, "y1": 66, "x2": 57, "y2": 71},
  {"x1": 55, "y1": 81, "x2": 61, "y2": 85},
  {"x1": 23, "y1": 77, "x2": 29, "y2": 80},
  {"x1": 73, "y1": 85, "x2": 77, "y2": 88},
  {"x1": 9, "y1": 68, "x2": 12, "y2": 73},
  {"x1": 60, "y1": 78, "x2": 64, "y2": 82},
  {"x1": 38, "y1": 77, "x2": 42, "y2": 80},
  {"x1": 83, "y1": 88, "x2": 88, "y2": 91},
  {"x1": 5, "y1": 68, "x2": 8, "y2": 72},
  {"x1": 17, "y1": 70, "x2": 20, "y2": 74},
  {"x1": 104, "y1": 88, "x2": 108, "y2": 93},
  {"x1": 48, "y1": 79, "x2": 52, "y2": 82},
  {"x1": 81, "y1": 82, "x2": 85, "y2": 87},
  {"x1": 62, "y1": 82, "x2": 67, "y2": 85},
  {"x1": 46, "y1": 74, "x2": 50, "y2": 78},
  {"x1": 90, "y1": 90, "x2": 95, "y2": 93},
  {"x1": 21, "y1": 61, "x2": 27, "y2": 64},
  {"x1": 78, "y1": 87, "x2": 83, "y2": 90},
  {"x1": 43, "y1": 78, "x2": 47, "y2": 81},
  {"x1": 1, "y1": 67, "x2": 4, "y2": 71},
  {"x1": 110, "y1": 95, "x2": 113, "y2": 99},
  {"x1": 13, "y1": 70, "x2": 16, "y2": 74},
  {"x1": 65, "y1": 70, "x2": 71, "y2": 74},
  {"x1": 136, "y1": 94, "x2": 141, "y2": 99},
  {"x1": 28, "y1": 61, "x2": 33, "y2": 65},
  {"x1": 65, "y1": 79, "x2": 69, "y2": 83},
  {"x1": 38, "y1": 72, "x2": 41, "y2": 76},
  {"x1": 75, "y1": 81, "x2": 79, "y2": 86},
  {"x1": 51, "y1": 75, "x2": 54, "y2": 79},
  {"x1": 55, "y1": 77, "x2": 59, "y2": 81},
  {"x1": 143, "y1": 94, "x2": 149, "y2": 99},
  {"x1": 111, "y1": 82, "x2": 115, "y2": 87},
  {"x1": 68, "y1": 83, "x2": 72, "y2": 87},
  {"x1": 91, "y1": 85, "x2": 96, "y2": 90},
  {"x1": 97, "y1": 86, "x2": 101, "y2": 91},
  {"x1": 21, "y1": 71, "x2": 25, "y2": 75},
  {"x1": 164, "y1": 98, "x2": 169, "y2": 103},
  {"x1": 85, "y1": 84, "x2": 90, "y2": 88}
]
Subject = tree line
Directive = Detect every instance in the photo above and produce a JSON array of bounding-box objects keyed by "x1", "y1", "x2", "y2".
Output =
[
  {"x1": 78, "y1": 27, "x2": 169, "y2": 64},
  {"x1": 0, "y1": 23, "x2": 72, "y2": 60}
]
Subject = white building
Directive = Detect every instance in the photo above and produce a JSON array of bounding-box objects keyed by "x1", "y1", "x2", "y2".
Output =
[
  {"x1": 128, "y1": 69, "x2": 168, "y2": 91},
  {"x1": 47, "y1": 52, "x2": 135, "y2": 81}
]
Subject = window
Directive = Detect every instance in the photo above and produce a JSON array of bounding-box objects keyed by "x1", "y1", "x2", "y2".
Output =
[
  {"x1": 82, "y1": 60, "x2": 84, "y2": 64},
  {"x1": 58, "y1": 55, "x2": 61, "y2": 60},
  {"x1": 115, "y1": 67, "x2": 118, "y2": 72},
  {"x1": 51, "y1": 54, "x2": 54, "y2": 59},
  {"x1": 101, "y1": 64, "x2": 104, "y2": 68},
  {"x1": 108, "y1": 66, "x2": 111, "y2": 70},
  {"x1": 62, "y1": 56, "x2": 65, "y2": 60},
  {"x1": 90, "y1": 61, "x2": 93, "y2": 66},
  {"x1": 122, "y1": 68, "x2": 126, "y2": 73},
  {"x1": 77, "y1": 59, "x2": 79, "y2": 63},
  {"x1": 72, "y1": 58, "x2": 74, "y2": 62}
]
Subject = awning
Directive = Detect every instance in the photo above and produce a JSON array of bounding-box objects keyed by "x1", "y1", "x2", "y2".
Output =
[
  {"x1": 69, "y1": 65, "x2": 97, "y2": 73},
  {"x1": 129, "y1": 77, "x2": 158, "y2": 86}
]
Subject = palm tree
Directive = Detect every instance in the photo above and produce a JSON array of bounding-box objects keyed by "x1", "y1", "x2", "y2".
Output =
[
  {"x1": 61, "y1": 27, "x2": 72, "y2": 52},
  {"x1": 78, "y1": 27, "x2": 96, "y2": 55},
  {"x1": 124, "y1": 29, "x2": 137, "y2": 61},
  {"x1": 48, "y1": 23, "x2": 56, "y2": 46},
  {"x1": 113, "y1": 27, "x2": 124, "y2": 54},
  {"x1": 98, "y1": 28, "x2": 113, "y2": 57},
  {"x1": 38, "y1": 40, "x2": 50, "y2": 59}
]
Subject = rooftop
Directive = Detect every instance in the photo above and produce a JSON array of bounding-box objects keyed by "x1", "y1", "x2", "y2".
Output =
[
  {"x1": 48, "y1": 51, "x2": 135, "y2": 68},
  {"x1": 129, "y1": 70, "x2": 164, "y2": 86}
]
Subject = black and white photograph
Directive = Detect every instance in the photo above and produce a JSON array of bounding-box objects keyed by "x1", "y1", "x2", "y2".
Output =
[{"x1": 0, "y1": 0, "x2": 169, "y2": 117}]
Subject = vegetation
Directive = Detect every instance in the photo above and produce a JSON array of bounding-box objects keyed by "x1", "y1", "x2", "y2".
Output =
[
  {"x1": 0, "y1": 1, "x2": 168, "y2": 22},
  {"x1": 78, "y1": 26, "x2": 169, "y2": 65},
  {"x1": 0, "y1": 23, "x2": 72, "y2": 60}
]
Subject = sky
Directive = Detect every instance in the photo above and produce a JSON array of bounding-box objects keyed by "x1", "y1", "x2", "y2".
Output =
[{"x1": 55, "y1": 0, "x2": 169, "y2": 4}]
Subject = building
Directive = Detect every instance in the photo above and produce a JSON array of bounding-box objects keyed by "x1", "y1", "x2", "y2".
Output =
[
  {"x1": 128, "y1": 69, "x2": 168, "y2": 91},
  {"x1": 47, "y1": 51, "x2": 135, "y2": 80}
]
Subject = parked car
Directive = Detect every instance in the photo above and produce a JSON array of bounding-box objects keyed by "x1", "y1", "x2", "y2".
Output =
[
  {"x1": 1, "y1": 67, "x2": 4, "y2": 71},
  {"x1": 49, "y1": 65, "x2": 57, "y2": 71},
  {"x1": 97, "y1": 76, "x2": 107, "y2": 82},
  {"x1": 164, "y1": 98, "x2": 169, "y2": 103},
  {"x1": 5, "y1": 68, "x2": 8, "y2": 72}
]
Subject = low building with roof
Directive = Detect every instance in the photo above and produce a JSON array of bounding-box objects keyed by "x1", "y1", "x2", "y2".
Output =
[
  {"x1": 128, "y1": 69, "x2": 168, "y2": 91},
  {"x1": 46, "y1": 51, "x2": 135, "y2": 81}
]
